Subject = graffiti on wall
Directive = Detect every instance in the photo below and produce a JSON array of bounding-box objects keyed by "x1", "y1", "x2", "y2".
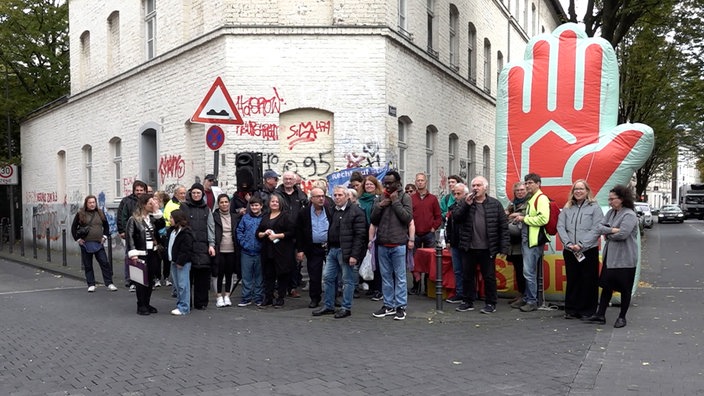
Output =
[
  {"x1": 344, "y1": 140, "x2": 382, "y2": 168},
  {"x1": 286, "y1": 120, "x2": 331, "y2": 150},
  {"x1": 158, "y1": 154, "x2": 186, "y2": 184},
  {"x1": 233, "y1": 88, "x2": 285, "y2": 141},
  {"x1": 25, "y1": 191, "x2": 59, "y2": 203}
]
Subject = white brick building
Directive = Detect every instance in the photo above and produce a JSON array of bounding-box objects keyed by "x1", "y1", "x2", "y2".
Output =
[{"x1": 20, "y1": 0, "x2": 564, "y2": 247}]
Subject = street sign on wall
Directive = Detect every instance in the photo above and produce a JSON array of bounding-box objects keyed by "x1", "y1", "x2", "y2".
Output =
[{"x1": 0, "y1": 165, "x2": 18, "y2": 185}]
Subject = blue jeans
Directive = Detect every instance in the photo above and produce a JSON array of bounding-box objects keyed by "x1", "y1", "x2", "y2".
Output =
[
  {"x1": 240, "y1": 252, "x2": 263, "y2": 304},
  {"x1": 323, "y1": 247, "x2": 358, "y2": 311},
  {"x1": 170, "y1": 262, "x2": 191, "y2": 314},
  {"x1": 450, "y1": 246, "x2": 464, "y2": 298},
  {"x1": 521, "y1": 244, "x2": 543, "y2": 305},
  {"x1": 81, "y1": 245, "x2": 113, "y2": 286},
  {"x1": 377, "y1": 245, "x2": 408, "y2": 309}
]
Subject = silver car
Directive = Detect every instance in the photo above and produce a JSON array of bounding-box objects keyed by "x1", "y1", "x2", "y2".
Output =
[{"x1": 635, "y1": 202, "x2": 653, "y2": 228}]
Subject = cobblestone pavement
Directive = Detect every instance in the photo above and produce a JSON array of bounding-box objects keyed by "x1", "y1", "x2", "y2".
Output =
[{"x1": 1, "y1": 222, "x2": 703, "y2": 395}]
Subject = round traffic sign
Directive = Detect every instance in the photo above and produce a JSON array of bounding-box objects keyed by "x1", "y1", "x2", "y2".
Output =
[
  {"x1": 206, "y1": 125, "x2": 225, "y2": 151},
  {"x1": 0, "y1": 165, "x2": 13, "y2": 178}
]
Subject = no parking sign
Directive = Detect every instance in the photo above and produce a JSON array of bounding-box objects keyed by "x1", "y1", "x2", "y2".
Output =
[{"x1": 206, "y1": 125, "x2": 225, "y2": 151}]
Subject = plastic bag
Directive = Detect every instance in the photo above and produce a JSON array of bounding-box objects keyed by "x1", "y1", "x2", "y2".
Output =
[{"x1": 359, "y1": 250, "x2": 374, "y2": 281}]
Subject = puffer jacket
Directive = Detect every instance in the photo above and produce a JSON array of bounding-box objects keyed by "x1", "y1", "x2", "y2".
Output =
[
  {"x1": 180, "y1": 196, "x2": 214, "y2": 268},
  {"x1": 453, "y1": 195, "x2": 509, "y2": 257},
  {"x1": 557, "y1": 200, "x2": 604, "y2": 251},
  {"x1": 329, "y1": 203, "x2": 368, "y2": 263},
  {"x1": 236, "y1": 212, "x2": 263, "y2": 256}
]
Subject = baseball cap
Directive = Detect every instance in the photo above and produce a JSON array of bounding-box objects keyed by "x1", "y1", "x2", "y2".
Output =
[{"x1": 263, "y1": 170, "x2": 280, "y2": 180}]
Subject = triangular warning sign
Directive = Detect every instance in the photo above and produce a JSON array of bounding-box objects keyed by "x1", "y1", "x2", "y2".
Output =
[{"x1": 191, "y1": 77, "x2": 244, "y2": 125}]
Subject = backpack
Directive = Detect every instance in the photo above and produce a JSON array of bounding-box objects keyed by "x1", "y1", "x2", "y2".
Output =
[{"x1": 533, "y1": 193, "x2": 560, "y2": 235}]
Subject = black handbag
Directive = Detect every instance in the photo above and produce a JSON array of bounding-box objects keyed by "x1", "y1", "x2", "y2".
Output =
[{"x1": 76, "y1": 212, "x2": 96, "y2": 239}]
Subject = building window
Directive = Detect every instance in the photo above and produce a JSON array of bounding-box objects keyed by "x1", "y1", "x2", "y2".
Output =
[
  {"x1": 79, "y1": 30, "x2": 90, "y2": 87},
  {"x1": 83, "y1": 145, "x2": 93, "y2": 195},
  {"x1": 483, "y1": 145, "x2": 491, "y2": 182},
  {"x1": 497, "y1": 51, "x2": 504, "y2": 86},
  {"x1": 427, "y1": 0, "x2": 437, "y2": 56},
  {"x1": 111, "y1": 138, "x2": 122, "y2": 198},
  {"x1": 484, "y1": 38, "x2": 492, "y2": 93},
  {"x1": 449, "y1": 134, "x2": 459, "y2": 176},
  {"x1": 398, "y1": 116, "x2": 411, "y2": 183},
  {"x1": 467, "y1": 140, "x2": 476, "y2": 177},
  {"x1": 398, "y1": 0, "x2": 408, "y2": 33},
  {"x1": 107, "y1": 11, "x2": 120, "y2": 75},
  {"x1": 467, "y1": 23, "x2": 477, "y2": 83},
  {"x1": 144, "y1": 0, "x2": 156, "y2": 59},
  {"x1": 426, "y1": 126, "x2": 437, "y2": 182},
  {"x1": 449, "y1": 5, "x2": 460, "y2": 69}
]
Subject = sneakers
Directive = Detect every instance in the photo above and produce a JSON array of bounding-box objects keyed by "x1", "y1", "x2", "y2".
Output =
[
  {"x1": 480, "y1": 304, "x2": 496, "y2": 314},
  {"x1": 510, "y1": 299, "x2": 527, "y2": 309},
  {"x1": 154, "y1": 279, "x2": 162, "y2": 288},
  {"x1": 237, "y1": 300, "x2": 252, "y2": 307},
  {"x1": 372, "y1": 306, "x2": 396, "y2": 318},
  {"x1": 520, "y1": 303, "x2": 538, "y2": 312},
  {"x1": 370, "y1": 291, "x2": 383, "y2": 301},
  {"x1": 216, "y1": 296, "x2": 225, "y2": 307},
  {"x1": 107, "y1": 284, "x2": 118, "y2": 291},
  {"x1": 170, "y1": 308, "x2": 183, "y2": 316},
  {"x1": 87, "y1": 285, "x2": 96, "y2": 292},
  {"x1": 223, "y1": 296, "x2": 232, "y2": 306},
  {"x1": 394, "y1": 307, "x2": 406, "y2": 321},
  {"x1": 445, "y1": 295, "x2": 463, "y2": 304},
  {"x1": 165, "y1": 280, "x2": 173, "y2": 287},
  {"x1": 455, "y1": 302, "x2": 474, "y2": 312},
  {"x1": 129, "y1": 284, "x2": 136, "y2": 292}
]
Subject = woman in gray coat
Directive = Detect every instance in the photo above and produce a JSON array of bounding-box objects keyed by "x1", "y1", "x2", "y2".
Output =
[
  {"x1": 557, "y1": 179, "x2": 604, "y2": 319},
  {"x1": 584, "y1": 185, "x2": 638, "y2": 329}
]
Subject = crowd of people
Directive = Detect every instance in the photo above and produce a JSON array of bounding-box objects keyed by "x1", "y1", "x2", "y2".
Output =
[{"x1": 69, "y1": 170, "x2": 638, "y2": 328}]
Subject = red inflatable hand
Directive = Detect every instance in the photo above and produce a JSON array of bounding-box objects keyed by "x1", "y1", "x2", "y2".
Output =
[{"x1": 496, "y1": 23, "x2": 653, "y2": 207}]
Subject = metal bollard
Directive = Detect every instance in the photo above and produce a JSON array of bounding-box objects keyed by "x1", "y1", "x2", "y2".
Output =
[
  {"x1": 435, "y1": 243, "x2": 444, "y2": 311},
  {"x1": 9, "y1": 223, "x2": 14, "y2": 254},
  {"x1": 32, "y1": 227, "x2": 37, "y2": 259},
  {"x1": 62, "y1": 229, "x2": 67, "y2": 267},
  {"x1": 46, "y1": 227, "x2": 51, "y2": 262},
  {"x1": 20, "y1": 226, "x2": 24, "y2": 256}
]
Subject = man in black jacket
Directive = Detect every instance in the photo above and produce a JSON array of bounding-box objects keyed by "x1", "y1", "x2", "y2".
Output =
[
  {"x1": 296, "y1": 187, "x2": 332, "y2": 308},
  {"x1": 453, "y1": 176, "x2": 509, "y2": 314},
  {"x1": 312, "y1": 185, "x2": 367, "y2": 319},
  {"x1": 117, "y1": 180, "x2": 147, "y2": 290}
]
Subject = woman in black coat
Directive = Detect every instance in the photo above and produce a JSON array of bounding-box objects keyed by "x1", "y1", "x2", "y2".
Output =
[
  {"x1": 257, "y1": 193, "x2": 295, "y2": 307},
  {"x1": 213, "y1": 194, "x2": 241, "y2": 307}
]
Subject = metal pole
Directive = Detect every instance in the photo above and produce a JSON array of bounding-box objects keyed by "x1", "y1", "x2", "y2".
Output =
[
  {"x1": 61, "y1": 229, "x2": 67, "y2": 266},
  {"x1": 19, "y1": 226, "x2": 24, "y2": 256},
  {"x1": 46, "y1": 227, "x2": 51, "y2": 262},
  {"x1": 8, "y1": 219, "x2": 13, "y2": 254},
  {"x1": 435, "y1": 243, "x2": 444, "y2": 311},
  {"x1": 6, "y1": 67, "x2": 15, "y2": 257},
  {"x1": 32, "y1": 227, "x2": 37, "y2": 259}
]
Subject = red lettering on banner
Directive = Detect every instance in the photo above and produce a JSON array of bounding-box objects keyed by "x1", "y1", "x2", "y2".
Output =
[
  {"x1": 495, "y1": 259, "x2": 508, "y2": 290},
  {"x1": 553, "y1": 257, "x2": 566, "y2": 292}
]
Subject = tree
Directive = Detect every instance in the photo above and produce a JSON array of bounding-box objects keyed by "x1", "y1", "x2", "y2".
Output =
[{"x1": 0, "y1": 0, "x2": 69, "y2": 164}]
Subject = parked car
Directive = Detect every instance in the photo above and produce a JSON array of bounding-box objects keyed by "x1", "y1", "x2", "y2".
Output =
[
  {"x1": 635, "y1": 202, "x2": 653, "y2": 228},
  {"x1": 658, "y1": 205, "x2": 685, "y2": 223},
  {"x1": 635, "y1": 206, "x2": 645, "y2": 236}
]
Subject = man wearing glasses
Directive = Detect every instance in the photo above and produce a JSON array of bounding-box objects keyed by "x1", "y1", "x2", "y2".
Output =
[
  {"x1": 295, "y1": 187, "x2": 332, "y2": 308},
  {"x1": 370, "y1": 171, "x2": 413, "y2": 320},
  {"x1": 511, "y1": 173, "x2": 550, "y2": 312}
]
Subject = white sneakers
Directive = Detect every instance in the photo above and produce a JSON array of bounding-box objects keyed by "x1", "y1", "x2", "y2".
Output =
[
  {"x1": 216, "y1": 296, "x2": 225, "y2": 307},
  {"x1": 154, "y1": 279, "x2": 162, "y2": 288},
  {"x1": 224, "y1": 296, "x2": 232, "y2": 306},
  {"x1": 170, "y1": 309, "x2": 183, "y2": 316},
  {"x1": 107, "y1": 284, "x2": 118, "y2": 291},
  {"x1": 129, "y1": 284, "x2": 136, "y2": 292},
  {"x1": 87, "y1": 285, "x2": 96, "y2": 292}
]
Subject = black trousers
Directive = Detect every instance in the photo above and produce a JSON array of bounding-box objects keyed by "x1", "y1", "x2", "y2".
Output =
[
  {"x1": 563, "y1": 247, "x2": 599, "y2": 316},
  {"x1": 262, "y1": 255, "x2": 289, "y2": 302},
  {"x1": 190, "y1": 266, "x2": 212, "y2": 308},
  {"x1": 462, "y1": 248, "x2": 497, "y2": 306},
  {"x1": 507, "y1": 254, "x2": 525, "y2": 295},
  {"x1": 306, "y1": 245, "x2": 326, "y2": 302},
  {"x1": 135, "y1": 252, "x2": 160, "y2": 311}
]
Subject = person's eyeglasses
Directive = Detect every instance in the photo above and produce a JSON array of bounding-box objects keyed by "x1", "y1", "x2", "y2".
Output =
[
  {"x1": 453, "y1": 192, "x2": 463, "y2": 196},
  {"x1": 607, "y1": 197, "x2": 619, "y2": 201}
]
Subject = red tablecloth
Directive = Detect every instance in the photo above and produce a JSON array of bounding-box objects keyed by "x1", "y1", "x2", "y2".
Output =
[{"x1": 413, "y1": 248, "x2": 455, "y2": 289}]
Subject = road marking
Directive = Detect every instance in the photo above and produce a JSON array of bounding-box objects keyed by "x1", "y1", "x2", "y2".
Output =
[{"x1": 0, "y1": 286, "x2": 87, "y2": 295}]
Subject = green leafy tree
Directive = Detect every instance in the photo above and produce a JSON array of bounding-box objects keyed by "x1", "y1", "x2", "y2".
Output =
[{"x1": 0, "y1": 0, "x2": 69, "y2": 164}]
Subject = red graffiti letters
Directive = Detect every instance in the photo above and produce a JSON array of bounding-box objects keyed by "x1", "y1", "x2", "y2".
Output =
[
  {"x1": 287, "y1": 120, "x2": 331, "y2": 150},
  {"x1": 158, "y1": 155, "x2": 186, "y2": 184},
  {"x1": 236, "y1": 88, "x2": 284, "y2": 117},
  {"x1": 235, "y1": 121, "x2": 279, "y2": 141}
]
